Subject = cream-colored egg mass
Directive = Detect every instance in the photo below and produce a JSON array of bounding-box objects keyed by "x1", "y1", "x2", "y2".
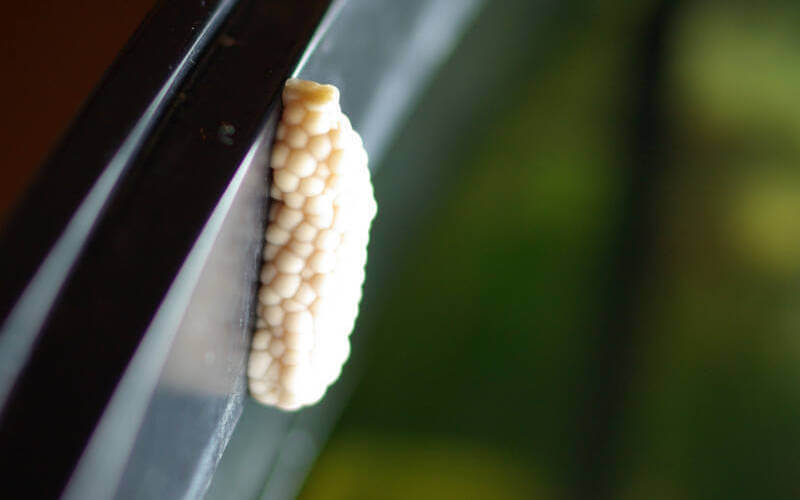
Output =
[{"x1": 248, "y1": 79, "x2": 377, "y2": 410}]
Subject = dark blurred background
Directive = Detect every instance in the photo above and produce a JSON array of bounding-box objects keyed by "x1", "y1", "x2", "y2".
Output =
[
  {"x1": 5, "y1": 0, "x2": 800, "y2": 499},
  {"x1": 0, "y1": 0, "x2": 157, "y2": 225}
]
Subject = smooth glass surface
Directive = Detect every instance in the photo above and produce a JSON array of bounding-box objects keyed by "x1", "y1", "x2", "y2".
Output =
[{"x1": 207, "y1": 1, "x2": 482, "y2": 498}]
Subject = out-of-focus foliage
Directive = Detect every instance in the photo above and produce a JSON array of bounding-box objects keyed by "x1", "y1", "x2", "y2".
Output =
[
  {"x1": 300, "y1": 1, "x2": 800, "y2": 499},
  {"x1": 619, "y1": 2, "x2": 800, "y2": 499},
  {"x1": 302, "y1": 437, "x2": 551, "y2": 500}
]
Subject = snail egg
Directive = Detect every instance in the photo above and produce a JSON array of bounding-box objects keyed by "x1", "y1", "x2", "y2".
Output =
[{"x1": 248, "y1": 79, "x2": 376, "y2": 411}]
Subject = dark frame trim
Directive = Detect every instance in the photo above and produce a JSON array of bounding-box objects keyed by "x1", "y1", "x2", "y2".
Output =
[{"x1": 0, "y1": 0, "x2": 332, "y2": 497}]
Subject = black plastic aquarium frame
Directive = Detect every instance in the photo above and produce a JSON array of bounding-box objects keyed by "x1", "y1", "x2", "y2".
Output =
[{"x1": 0, "y1": 0, "x2": 332, "y2": 497}]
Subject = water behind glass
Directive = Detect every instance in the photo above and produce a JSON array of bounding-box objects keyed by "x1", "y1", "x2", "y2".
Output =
[{"x1": 295, "y1": 1, "x2": 800, "y2": 499}]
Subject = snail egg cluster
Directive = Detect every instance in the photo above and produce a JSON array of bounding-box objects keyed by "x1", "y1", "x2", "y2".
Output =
[{"x1": 248, "y1": 79, "x2": 377, "y2": 410}]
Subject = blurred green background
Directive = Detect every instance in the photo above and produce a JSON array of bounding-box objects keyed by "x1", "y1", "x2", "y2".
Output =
[{"x1": 297, "y1": 0, "x2": 800, "y2": 499}]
